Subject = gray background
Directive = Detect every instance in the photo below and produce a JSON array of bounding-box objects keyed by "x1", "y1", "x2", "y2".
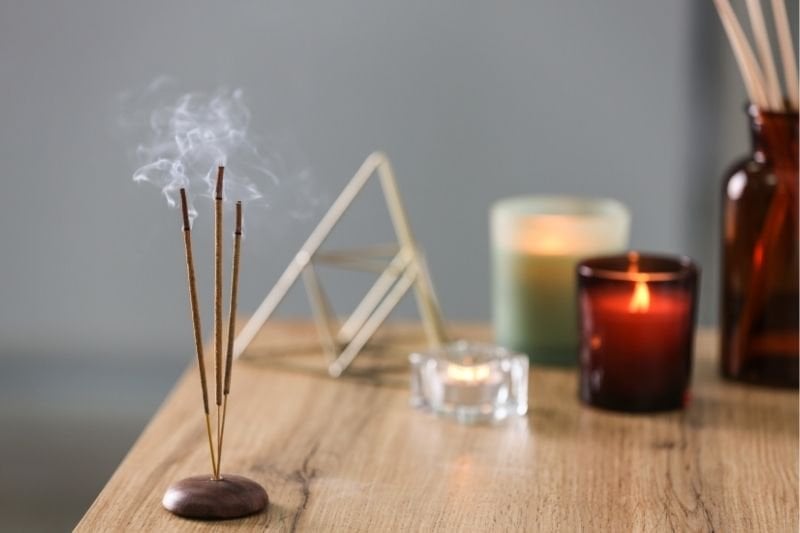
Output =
[{"x1": 0, "y1": 1, "x2": 794, "y2": 530}]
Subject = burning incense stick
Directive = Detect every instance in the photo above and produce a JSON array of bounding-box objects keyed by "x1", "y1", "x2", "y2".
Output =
[
  {"x1": 214, "y1": 166, "x2": 224, "y2": 451},
  {"x1": 224, "y1": 201, "x2": 243, "y2": 396},
  {"x1": 180, "y1": 189, "x2": 218, "y2": 479},
  {"x1": 165, "y1": 188, "x2": 266, "y2": 519},
  {"x1": 218, "y1": 201, "x2": 243, "y2": 475}
]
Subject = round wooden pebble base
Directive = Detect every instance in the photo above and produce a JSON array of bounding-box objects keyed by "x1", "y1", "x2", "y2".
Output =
[{"x1": 162, "y1": 475, "x2": 268, "y2": 520}]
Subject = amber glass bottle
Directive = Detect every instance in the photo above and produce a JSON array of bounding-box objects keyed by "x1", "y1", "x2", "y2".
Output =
[{"x1": 720, "y1": 106, "x2": 798, "y2": 388}]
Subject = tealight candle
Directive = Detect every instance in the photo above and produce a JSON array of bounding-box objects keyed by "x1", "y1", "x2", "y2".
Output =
[
  {"x1": 442, "y1": 362, "x2": 498, "y2": 404},
  {"x1": 577, "y1": 252, "x2": 700, "y2": 412},
  {"x1": 491, "y1": 196, "x2": 630, "y2": 365},
  {"x1": 409, "y1": 341, "x2": 528, "y2": 424}
]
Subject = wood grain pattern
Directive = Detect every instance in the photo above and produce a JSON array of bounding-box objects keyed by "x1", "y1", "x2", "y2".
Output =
[{"x1": 76, "y1": 323, "x2": 798, "y2": 532}]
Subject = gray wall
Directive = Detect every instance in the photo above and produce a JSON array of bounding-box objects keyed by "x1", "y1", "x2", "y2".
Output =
[
  {"x1": 0, "y1": 1, "x2": 735, "y2": 363},
  {"x1": 0, "y1": 1, "x2": 782, "y2": 530}
]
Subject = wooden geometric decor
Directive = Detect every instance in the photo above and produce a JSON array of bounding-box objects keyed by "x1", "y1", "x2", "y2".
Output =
[{"x1": 233, "y1": 152, "x2": 448, "y2": 377}]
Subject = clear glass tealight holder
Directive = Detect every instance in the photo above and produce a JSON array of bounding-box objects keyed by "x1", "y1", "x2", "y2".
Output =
[{"x1": 409, "y1": 341, "x2": 529, "y2": 424}]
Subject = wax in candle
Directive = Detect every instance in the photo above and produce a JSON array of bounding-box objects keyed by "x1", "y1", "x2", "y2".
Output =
[
  {"x1": 442, "y1": 361, "x2": 501, "y2": 404},
  {"x1": 446, "y1": 363, "x2": 492, "y2": 384},
  {"x1": 491, "y1": 197, "x2": 630, "y2": 366}
]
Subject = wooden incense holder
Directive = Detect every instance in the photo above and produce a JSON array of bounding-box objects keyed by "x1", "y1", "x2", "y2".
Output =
[{"x1": 162, "y1": 474, "x2": 268, "y2": 520}]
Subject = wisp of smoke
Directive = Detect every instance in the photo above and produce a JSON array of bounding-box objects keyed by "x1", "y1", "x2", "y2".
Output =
[{"x1": 131, "y1": 85, "x2": 278, "y2": 222}]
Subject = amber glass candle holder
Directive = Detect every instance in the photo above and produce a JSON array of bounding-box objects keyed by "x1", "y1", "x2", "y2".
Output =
[{"x1": 577, "y1": 253, "x2": 699, "y2": 413}]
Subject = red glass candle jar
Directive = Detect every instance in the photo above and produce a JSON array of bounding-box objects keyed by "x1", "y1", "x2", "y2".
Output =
[{"x1": 577, "y1": 253, "x2": 700, "y2": 412}]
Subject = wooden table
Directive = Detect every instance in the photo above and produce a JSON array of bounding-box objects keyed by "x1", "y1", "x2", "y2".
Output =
[{"x1": 78, "y1": 323, "x2": 798, "y2": 532}]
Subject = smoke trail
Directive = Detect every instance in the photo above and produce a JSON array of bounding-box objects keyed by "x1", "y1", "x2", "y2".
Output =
[{"x1": 129, "y1": 82, "x2": 277, "y2": 223}]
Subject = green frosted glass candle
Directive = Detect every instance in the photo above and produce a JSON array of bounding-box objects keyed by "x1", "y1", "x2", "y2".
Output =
[{"x1": 491, "y1": 196, "x2": 630, "y2": 366}]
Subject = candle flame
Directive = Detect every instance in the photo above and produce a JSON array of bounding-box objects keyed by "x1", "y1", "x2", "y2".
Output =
[
  {"x1": 629, "y1": 281, "x2": 650, "y2": 313},
  {"x1": 447, "y1": 364, "x2": 491, "y2": 383}
]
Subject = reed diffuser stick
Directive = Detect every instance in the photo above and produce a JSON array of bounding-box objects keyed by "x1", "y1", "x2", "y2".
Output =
[
  {"x1": 214, "y1": 166, "x2": 224, "y2": 455},
  {"x1": 217, "y1": 201, "x2": 242, "y2": 476},
  {"x1": 179, "y1": 188, "x2": 218, "y2": 479},
  {"x1": 730, "y1": 186, "x2": 792, "y2": 371},
  {"x1": 771, "y1": 0, "x2": 799, "y2": 108},
  {"x1": 713, "y1": 0, "x2": 769, "y2": 107},
  {"x1": 745, "y1": 0, "x2": 782, "y2": 109}
]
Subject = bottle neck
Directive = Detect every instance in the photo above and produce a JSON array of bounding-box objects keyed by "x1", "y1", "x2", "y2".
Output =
[{"x1": 748, "y1": 105, "x2": 799, "y2": 169}]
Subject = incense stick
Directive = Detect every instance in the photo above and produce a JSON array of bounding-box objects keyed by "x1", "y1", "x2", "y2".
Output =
[
  {"x1": 214, "y1": 166, "x2": 224, "y2": 457},
  {"x1": 745, "y1": 0, "x2": 782, "y2": 109},
  {"x1": 771, "y1": 0, "x2": 799, "y2": 108},
  {"x1": 224, "y1": 201, "x2": 243, "y2": 396},
  {"x1": 713, "y1": 0, "x2": 769, "y2": 107},
  {"x1": 179, "y1": 189, "x2": 218, "y2": 479},
  {"x1": 218, "y1": 201, "x2": 242, "y2": 476}
]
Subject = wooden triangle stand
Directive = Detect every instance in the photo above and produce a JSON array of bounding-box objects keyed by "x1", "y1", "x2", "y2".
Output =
[{"x1": 233, "y1": 152, "x2": 448, "y2": 377}]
